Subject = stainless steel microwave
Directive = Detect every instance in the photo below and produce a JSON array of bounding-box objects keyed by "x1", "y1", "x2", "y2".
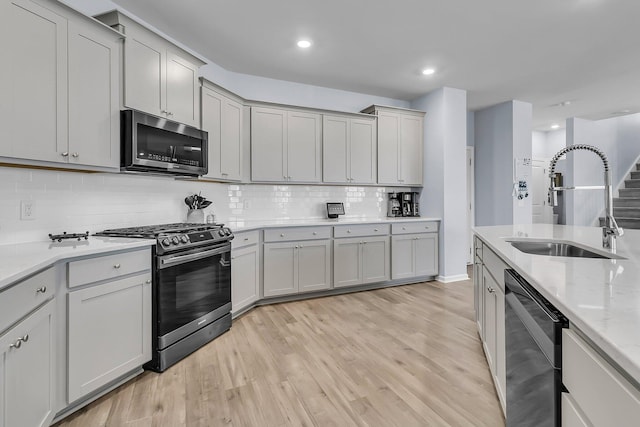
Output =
[{"x1": 121, "y1": 109, "x2": 208, "y2": 176}]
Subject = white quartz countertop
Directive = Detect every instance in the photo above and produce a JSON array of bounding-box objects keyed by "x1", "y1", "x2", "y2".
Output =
[
  {"x1": 474, "y1": 224, "x2": 640, "y2": 382},
  {"x1": 227, "y1": 217, "x2": 441, "y2": 233},
  {"x1": 0, "y1": 237, "x2": 155, "y2": 291}
]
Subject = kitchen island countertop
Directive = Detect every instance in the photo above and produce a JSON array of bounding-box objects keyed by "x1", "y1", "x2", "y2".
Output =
[
  {"x1": 474, "y1": 224, "x2": 640, "y2": 383},
  {"x1": 0, "y1": 237, "x2": 156, "y2": 291}
]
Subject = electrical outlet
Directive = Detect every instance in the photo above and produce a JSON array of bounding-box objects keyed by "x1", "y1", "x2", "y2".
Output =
[{"x1": 20, "y1": 200, "x2": 36, "y2": 220}]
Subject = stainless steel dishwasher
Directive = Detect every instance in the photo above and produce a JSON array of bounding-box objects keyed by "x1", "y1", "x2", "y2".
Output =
[{"x1": 505, "y1": 269, "x2": 568, "y2": 427}]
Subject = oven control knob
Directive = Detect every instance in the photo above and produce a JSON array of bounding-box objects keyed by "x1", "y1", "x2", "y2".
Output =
[
  {"x1": 171, "y1": 236, "x2": 180, "y2": 245},
  {"x1": 224, "y1": 228, "x2": 231, "y2": 236},
  {"x1": 218, "y1": 229, "x2": 225, "y2": 237},
  {"x1": 180, "y1": 235, "x2": 188, "y2": 243},
  {"x1": 161, "y1": 238, "x2": 171, "y2": 247}
]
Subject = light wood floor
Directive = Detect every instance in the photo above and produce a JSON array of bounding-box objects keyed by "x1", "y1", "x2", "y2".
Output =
[{"x1": 55, "y1": 276, "x2": 505, "y2": 427}]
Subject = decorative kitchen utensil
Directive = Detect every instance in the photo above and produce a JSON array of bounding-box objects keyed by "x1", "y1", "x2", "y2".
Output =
[{"x1": 49, "y1": 231, "x2": 89, "y2": 242}]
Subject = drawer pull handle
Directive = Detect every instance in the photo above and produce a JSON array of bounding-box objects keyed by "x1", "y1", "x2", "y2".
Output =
[
  {"x1": 313, "y1": 232, "x2": 317, "y2": 235},
  {"x1": 347, "y1": 230, "x2": 351, "y2": 233},
  {"x1": 114, "y1": 264, "x2": 121, "y2": 269},
  {"x1": 244, "y1": 237, "x2": 249, "y2": 241},
  {"x1": 145, "y1": 279, "x2": 151, "y2": 284},
  {"x1": 61, "y1": 152, "x2": 69, "y2": 157},
  {"x1": 374, "y1": 228, "x2": 379, "y2": 232},
  {"x1": 36, "y1": 286, "x2": 47, "y2": 294},
  {"x1": 9, "y1": 340, "x2": 21, "y2": 349},
  {"x1": 487, "y1": 287, "x2": 495, "y2": 293},
  {"x1": 72, "y1": 152, "x2": 79, "y2": 158},
  {"x1": 21, "y1": 334, "x2": 28, "y2": 342},
  {"x1": 280, "y1": 234, "x2": 285, "y2": 237},
  {"x1": 402, "y1": 227, "x2": 406, "y2": 230}
]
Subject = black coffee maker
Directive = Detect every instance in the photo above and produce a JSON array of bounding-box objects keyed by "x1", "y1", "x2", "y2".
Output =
[
  {"x1": 401, "y1": 192, "x2": 420, "y2": 217},
  {"x1": 388, "y1": 192, "x2": 420, "y2": 217}
]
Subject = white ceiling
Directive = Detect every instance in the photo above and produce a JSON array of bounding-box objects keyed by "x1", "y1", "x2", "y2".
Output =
[{"x1": 89, "y1": 0, "x2": 640, "y2": 130}]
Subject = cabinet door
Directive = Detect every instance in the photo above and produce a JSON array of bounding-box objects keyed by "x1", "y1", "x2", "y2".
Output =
[
  {"x1": 322, "y1": 115, "x2": 349, "y2": 183},
  {"x1": 220, "y1": 97, "x2": 243, "y2": 181},
  {"x1": 68, "y1": 21, "x2": 120, "y2": 168},
  {"x1": 0, "y1": 0, "x2": 68, "y2": 163},
  {"x1": 495, "y1": 283, "x2": 506, "y2": 407},
  {"x1": 286, "y1": 111, "x2": 321, "y2": 182},
  {"x1": 251, "y1": 107, "x2": 287, "y2": 182},
  {"x1": 201, "y1": 87, "x2": 223, "y2": 178},
  {"x1": 123, "y1": 31, "x2": 164, "y2": 116},
  {"x1": 400, "y1": 114, "x2": 423, "y2": 185},
  {"x1": 361, "y1": 236, "x2": 390, "y2": 284},
  {"x1": 0, "y1": 300, "x2": 55, "y2": 427},
  {"x1": 231, "y1": 244, "x2": 259, "y2": 314},
  {"x1": 350, "y1": 118, "x2": 377, "y2": 184},
  {"x1": 263, "y1": 242, "x2": 297, "y2": 297},
  {"x1": 298, "y1": 240, "x2": 331, "y2": 293},
  {"x1": 391, "y1": 235, "x2": 414, "y2": 280},
  {"x1": 482, "y1": 267, "x2": 498, "y2": 377},
  {"x1": 165, "y1": 50, "x2": 200, "y2": 127},
  {"x1": 376, "y1": 111, "x2": 400, "y2": 184},
  {"x1": 68, "y1": 273, "x2": 151, "y2": 402},
  {"x1": 333, "y1": 238, "x2": 362, "y2": 288},
  {"x1": 474, "y1": 257, "x2": 484, "y2": 339},
  {"x1": 414, "y1": 234, "x2": 438, "y2": 276}
]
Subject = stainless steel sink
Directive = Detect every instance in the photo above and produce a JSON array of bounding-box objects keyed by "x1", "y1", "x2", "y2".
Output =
[{"x1": 507, "y1": 240, "x2": 624, "y2": 259}]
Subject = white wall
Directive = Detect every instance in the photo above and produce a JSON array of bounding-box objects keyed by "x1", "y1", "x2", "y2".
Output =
[
  {"x1": 412, "y1": 87, "x2": 468, "y2": 282},
  {"x1": 474, "y1": 100, "x2": 533, "y2": 226},
  {"x1": 0, "y1": 166, "x2": 405, "y2": 244},
  {"x1": 533, "y1": 129, "x2": 566, "y2": 160}
]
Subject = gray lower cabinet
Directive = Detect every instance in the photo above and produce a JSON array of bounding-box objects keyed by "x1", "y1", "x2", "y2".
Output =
[
  {"x1": 231, "y1": 233, "x2": 260, "y2": 314},
  {"x1": 67, "y1": 249, "x2": 151, "y2": 403},
  {"x1": 263, "y1": 240, "x2": 331, "y2": 297},
  {"x1": 474, "y1": 236, "x2": 507, "y2": 414},
  {"x1": 0, "y1": 299, "x2": 55, "y2": 427},
  {"x1": 391, "y1": 233, "x2": 438, "y2": 279},
  {"x1": 333, "y1": 235, "x2": 390, "y2": 288}
]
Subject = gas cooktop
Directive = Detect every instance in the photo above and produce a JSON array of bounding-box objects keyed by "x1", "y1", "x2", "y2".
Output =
[
  {"x1": 95, "y1": 222, "x2": 233, "y2": 253},
  {"x1": 96, "y1": 222, "x2": 224, "y2": 238}
]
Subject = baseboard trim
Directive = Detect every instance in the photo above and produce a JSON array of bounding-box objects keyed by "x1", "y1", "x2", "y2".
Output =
[{"x1": 436, "y1": 274, "x2": 469, "y2": 283}]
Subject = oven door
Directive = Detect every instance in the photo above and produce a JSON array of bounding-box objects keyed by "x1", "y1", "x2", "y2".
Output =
[{"x1": 155, "y1": 242, "x2": 231, "y2": 350}]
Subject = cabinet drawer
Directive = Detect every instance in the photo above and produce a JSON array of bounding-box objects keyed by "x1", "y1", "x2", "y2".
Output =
[
  {"x1": 482, "y1": 246, "x2": 508, "y2": 292},
  {"x1": 68, "y1": 248, "x2": 151, "y2": 288},
  {"x1": 334, "y1": 224, "x2": 390, "y2": 238},
  {"x1": 563, "y1": 329, "x2": 640, "y2": 427},
  {"x1": 391, "y1": 221, "x2": 438, "y2": 234},
  {"x1": 474, "y1": 236, "x2": 483, "y2": 261},
  {"x1": 232, "y1": 230, "x2": 259, "y2": 249},
  {"x1": 0, "y1": 267, "x2": 56, "y2": 334},
  {"x1": 561, "y1": 393, "x2": 590, "y2": 427},
  {"x1": 264, "y1": 226, "x2": 331, "y2": 242}
]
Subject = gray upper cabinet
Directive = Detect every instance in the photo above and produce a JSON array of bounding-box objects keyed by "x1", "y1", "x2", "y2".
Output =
[
  {"x1": 95, "y1": 11, "x2": 205, "y2": 127},
  {"x1": 201, "y1": 80, "x2": 243, "y2": 181},
  {"x1": 323, "y1": 114, "x2": 377, "y2": 184},
  {"x1": 251, "y1": 106, "x2": 321, "y2": 183},
  {"x1": 362, "y1": 105, "x2": 425, "y2": 186},
  {"x1": 0, "y1": 0, "x2": 121, "y2": 170}
]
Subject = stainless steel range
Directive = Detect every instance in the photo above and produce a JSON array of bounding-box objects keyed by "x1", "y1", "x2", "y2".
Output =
[{"x1": 96, "y1": 223, "x2": 233, "y2": 372}]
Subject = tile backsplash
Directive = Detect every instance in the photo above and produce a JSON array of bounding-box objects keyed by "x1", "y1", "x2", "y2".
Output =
[{"x1": 0, "y1": 166, "x2": 408, "y2": 244}]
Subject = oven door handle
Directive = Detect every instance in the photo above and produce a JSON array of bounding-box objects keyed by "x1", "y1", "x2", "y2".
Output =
[{"x1": 159, "y1": 245, "x2": 230, "y2": 269}]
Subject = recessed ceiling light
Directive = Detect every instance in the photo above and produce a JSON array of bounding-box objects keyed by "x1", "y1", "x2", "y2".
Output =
[
  {"x1": 551, "y1": 124, "x2": 560, "y2": 129},
  {"x1": 297, "y1": 40, "x2": 312, "y2": 48},
  {"x1": 551, "y1": 101, "x2": 573, "y2": 107},
  {"x1": 422, "y1": 68, "x2": 436, "y2": 76}
]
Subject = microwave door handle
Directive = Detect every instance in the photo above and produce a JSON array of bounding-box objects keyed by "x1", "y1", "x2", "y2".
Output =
[{"x1": 159, "y1": 245, "x2": 230, "y2": 268}]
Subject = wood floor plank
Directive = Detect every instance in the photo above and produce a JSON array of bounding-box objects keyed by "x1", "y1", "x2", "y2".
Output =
[{"x1": 54, "y1": 275, "x2": 505, "y2": 427}]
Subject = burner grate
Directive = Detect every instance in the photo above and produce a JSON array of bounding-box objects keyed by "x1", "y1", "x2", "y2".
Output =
[{"x1": 49, "y1": 231, "x2": 89, "y2": 242}]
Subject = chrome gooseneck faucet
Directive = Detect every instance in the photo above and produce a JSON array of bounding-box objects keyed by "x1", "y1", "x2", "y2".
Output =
[{"x1": 548, "y1": 144, "x2": 623, "y2": 249}]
